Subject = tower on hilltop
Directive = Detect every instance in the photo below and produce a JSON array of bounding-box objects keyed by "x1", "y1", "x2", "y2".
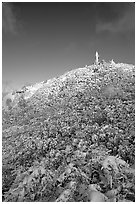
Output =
[{"x1": 95, "y1": 51, "x2": 99, "y2": 65}]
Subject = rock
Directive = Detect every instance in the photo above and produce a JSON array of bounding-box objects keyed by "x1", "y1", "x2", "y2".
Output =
[{"x1": 88, "y1": 190, "x2": 108, "y2": 202}]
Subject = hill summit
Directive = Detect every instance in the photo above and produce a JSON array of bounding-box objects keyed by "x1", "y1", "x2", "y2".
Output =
[{"x1": 2, "y1": 59, "x2": 135, "y2": 202}]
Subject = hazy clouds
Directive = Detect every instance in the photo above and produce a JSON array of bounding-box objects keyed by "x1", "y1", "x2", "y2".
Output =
[
  {"x1": 2, "y1": 3, "x2": 19, "y2": 35},
  {"x1": 95, "y1": 3, "x2": 135, "y2": 33}
]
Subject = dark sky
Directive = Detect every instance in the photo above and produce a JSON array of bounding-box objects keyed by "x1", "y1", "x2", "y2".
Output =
[{"x1": 2, "y1": 2, "x2": 135, "y2": 90}]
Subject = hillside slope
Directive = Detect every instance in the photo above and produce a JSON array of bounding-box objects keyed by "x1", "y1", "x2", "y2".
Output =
[{"x1": 2, "y1": 61, "x2": 135, "y2": 202}]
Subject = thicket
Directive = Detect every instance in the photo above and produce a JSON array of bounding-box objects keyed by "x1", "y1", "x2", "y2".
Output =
[{"x1": 2, "y1": 62, "x2": 135, "y2": 201}]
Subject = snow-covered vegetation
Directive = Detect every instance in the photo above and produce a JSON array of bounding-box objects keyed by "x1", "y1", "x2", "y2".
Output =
[{"x1": 2, "y1": 61, "x2": 135, "y2": 201}]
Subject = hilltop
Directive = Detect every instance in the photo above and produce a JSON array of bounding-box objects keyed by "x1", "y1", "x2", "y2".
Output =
[{"x1": 2, "y1": 60, "x2": 135, "y2": 201}]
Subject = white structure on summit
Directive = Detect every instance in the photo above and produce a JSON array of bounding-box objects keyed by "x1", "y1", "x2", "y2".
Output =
[
  {"x1": 95, "y1": 51, "x2": 99, "y2": 65},
  {"x1": 111, "y1": 59, "x2": 115, "y2": 65}
]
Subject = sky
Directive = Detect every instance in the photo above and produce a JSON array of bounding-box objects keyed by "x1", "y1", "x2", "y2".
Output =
[{"x1": 2, "y1": 2, "x2": 135, "y2": 91}]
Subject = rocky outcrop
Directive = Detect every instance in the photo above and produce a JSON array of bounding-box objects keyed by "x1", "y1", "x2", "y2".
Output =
[{"x1": 2, "y1": 81, "x2": 45, "y2": 111}]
